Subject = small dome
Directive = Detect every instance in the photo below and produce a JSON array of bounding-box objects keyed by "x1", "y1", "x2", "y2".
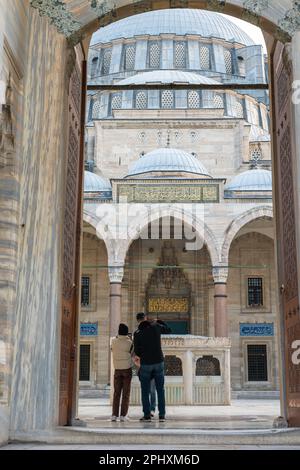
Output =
[
  {"x1": 225, "y1": 169, "x2": 272, "y2": 194},
  {"x1": 91, "y1": 9, "x2": 255, "y2": 46},
  {"x1": 118, "y1": 70, "x2": 220, "y2": 86},
  {"x1": 126, "y1": 148, "x2": 211, "y2": 178},
  {"x1": 84, "y1": 171, "x2": 112, "y2": 193}
]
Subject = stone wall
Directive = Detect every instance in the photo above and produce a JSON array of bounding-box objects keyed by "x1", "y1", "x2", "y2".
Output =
[
  {"x1": 0, "y1": 0, "x2": 29, "y2": 447},
  {"x1": 228, "y1": 232, "x2": 279, "y2": 391}
]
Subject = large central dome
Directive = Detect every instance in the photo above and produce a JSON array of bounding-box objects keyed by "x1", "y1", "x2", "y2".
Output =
[
  {"x1": 126, "y1": 148, "x2": 211, "y2": 178},
  {"x1": 91, "y1": 9, "x2": 254, "y2": 46}
]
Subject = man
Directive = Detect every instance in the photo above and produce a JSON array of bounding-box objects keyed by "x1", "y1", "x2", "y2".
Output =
[
  {"x1": 111, "y1": 323, "x2": 133, "y2": 422},
  {"x1": 133, "y1": 312, "x2": 171, "y2": 422}
]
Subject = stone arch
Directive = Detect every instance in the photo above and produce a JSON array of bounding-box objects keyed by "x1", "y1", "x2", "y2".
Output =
[
  {"x1": 117, "y1": 204, "x2": 220, "y2": 267},
  {"x1": 221, "y1": 206, "x2": 273, "y2": 264},
  {"x1": 30, "y1": 1, "x2": 296, "y2": 46}
]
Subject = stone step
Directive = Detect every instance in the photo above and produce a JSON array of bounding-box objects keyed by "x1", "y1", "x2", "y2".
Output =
[
  {"x1": 232, "y1": 391, "x2": 280, "y2": 399},
  {"x1": 12, "y1": 427, "x2": 300, "y2": 446}
]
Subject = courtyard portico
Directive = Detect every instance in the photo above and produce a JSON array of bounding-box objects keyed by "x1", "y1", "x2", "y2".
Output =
[{"x1": 1, "y1": 0, "x2": 300, "y2": 446}]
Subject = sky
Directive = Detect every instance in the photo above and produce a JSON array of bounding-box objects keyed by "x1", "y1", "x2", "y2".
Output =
[{"x1": 221, "y1": 14, "x2": 267, "y2": 52}]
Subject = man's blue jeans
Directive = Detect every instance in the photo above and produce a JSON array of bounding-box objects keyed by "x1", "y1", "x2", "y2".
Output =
[{"x1": 139, "y1": 362, "x2": 165, "y2": 417}]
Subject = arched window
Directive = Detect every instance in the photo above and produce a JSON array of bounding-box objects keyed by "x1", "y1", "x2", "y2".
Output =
[
  {"x1": 174, "y1": 41, "x2": 186, "y2": 68},
  {"x1": 224, "y1": 49, "x2": 232, "y2": 74},
  {"x1": 149, "y1": 42, "x2": 160, "y2": 69},
  {"x1": 161, "y1": 90, "x2": 174, "y2": 109},
  {"x1": 250, "y1": 147, "x2": 262, "y2": 162},
  {"x1": 92, "y1": 99, "x2": 101, "y2": 119},
  {"x1": 200, "y1": 46, "x2": 210, "y2": 70},
  {"x1": 111, "y1": 93, "x2": 122, "y2": 111},
  {"x1": 136, "y1": 91, "x2": 147, "y2": 109},
  {"x1": 124, "y1": 44, "x2": 136, "y2": 71},
  {"x1": 91, "y1": 57, "x2": 98, "y2": 77},
  {"x1": 188, "y1": 90, "x2": 200, "y2": 108},
  {"x1": 165, "y1": 355, "x2": 183, "y2": 376},
  {"x1": 196, "y1": 356, "x2": 221, "y2": 376},
  {"x1": 214, "y1": 94, "x2": 224, "y2": 109},
  {"x1": 102, "y1": 48, "x2": 112, "y2": 75},
  {"x1": 235, "y1": 100, "x2": 244, "y2": 118}
]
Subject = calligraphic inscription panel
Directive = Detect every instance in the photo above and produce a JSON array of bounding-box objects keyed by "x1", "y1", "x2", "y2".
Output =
[
  {"x1": 117, "y1": 184, "x2": 219, "y2": 203},
  {"x1": 240, "y1": 323, "x2": 274, "y2": 337},
  {"x1": 148, "y1": 297, "x2": 189, "y2": 313}
]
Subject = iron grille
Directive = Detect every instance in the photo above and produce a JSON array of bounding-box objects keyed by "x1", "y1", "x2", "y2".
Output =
[
  {"x1": 214, "y1": 94, "x2": 224, "y2": 109},
  {"x1": 136, "y1": 91, "x2": 147, "y2": 109},
  {"x1": 224, "y1": 49, "x2": 232, "y2": 74},
  {"x1": 164, "y1": 355, "x2": 183, "y2": 376},
  {"x1": 247, "y1": 344, "x2": 268, "y2": 381},
  {"x1": 79, "y1": 344, "x2": 91, "y2": 381},
  {"x1": 124, "y1": 45, "x2": 135, "y2": 71},
  {"x1": 196, "y1": 356, "x2": 221, "y2": 376},
  {"x1": 188, "y1": 90, "x2": 200, "y2": 108},
  {"x1": 248, "y1": 277, "x2": 263, "y2": 307},
  {"x1": 81, "y1": 276, "x2": 90, "y2": 307},
  {"x1": 200, "y1": 46, "x2": 210, "y2": 70},
  {"x1": 149, "y1": 42, "x2": 161, "y2": 68},
  {"x1": 174, "y1": 41, "x2": 186, "y2": 68},
  {"x1": 111, "y1": 93, "x2": 122, "y2": 110},
  {"x1": 102, "y1": 48, "x2": 112, "y2": 75},
  {"x1": 161, "y1": 90, "x2": 174, "y2": 108}
]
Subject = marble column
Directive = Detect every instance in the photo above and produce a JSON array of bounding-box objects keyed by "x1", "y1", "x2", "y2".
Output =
[
  {"x1": 183, "y1": 351, "x2": 193, "y2": 405},
  {"x1": 108, "y1": 265, "x2": 124, "y2": 337},
  {"x1": 213, "y1": 267, "x2": 229, "y2": 338}
]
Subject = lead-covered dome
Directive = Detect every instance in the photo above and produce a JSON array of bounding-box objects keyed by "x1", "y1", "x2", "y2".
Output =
[
  {"x1": 224, "y1": 169, "x2": 272, "y2": 198},
  {"x1": 91, "y1": 9, "x2": 254, "y2": 46},
  {"x1": 84, "y1": 171, "x2": 112, "y2": 199},
  {"x1": 125, "y1": 148, "x2": 211, "y2": 178},
  {"x1": 118, "y1": 70, "x2": 220, "y2": 85}
]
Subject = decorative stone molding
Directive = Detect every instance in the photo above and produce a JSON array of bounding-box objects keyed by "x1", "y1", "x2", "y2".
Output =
[
  {"x1": 108, "y1": 263, "x2": 124, "y2": 283},
  {"x1": 161, "y1": 335, "x2": 231, "y2": 349},
  {"x1": 243, "y1": 0, "x2": 269, "y2": 15},
  {"x1": 30, "y1": 0, "x2": 82, "y2": 37},
  {"x1": 212, "y1": 266, "x2": 229, "y2": 283},
  {"x1": 278, "y1": 1, "x2": 300, "y2": 37},
  {"x1": 206, "y1": 0, "x2": 226, "y2": 13}
]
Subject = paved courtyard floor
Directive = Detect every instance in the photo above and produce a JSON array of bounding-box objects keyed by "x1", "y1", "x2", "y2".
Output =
[{"x1": 77, "y1": 397, "x2": 281, "y2": 430}]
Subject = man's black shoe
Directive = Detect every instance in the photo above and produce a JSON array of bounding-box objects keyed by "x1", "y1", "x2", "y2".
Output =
[
  {"x1": 159, "y1": 416, "x2": 165, "y2": 422},
  {"x1": 140, "y1": 416, "x2": 151, "y2": 421}
]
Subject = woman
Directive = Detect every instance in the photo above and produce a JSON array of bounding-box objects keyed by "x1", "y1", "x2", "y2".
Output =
[{"x1": 111, "y1": 323, "x2": 133, "y2": 422}]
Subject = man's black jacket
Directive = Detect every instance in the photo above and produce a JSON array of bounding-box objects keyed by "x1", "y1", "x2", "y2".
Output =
[{"x1": 133, "y1": 320, "x2": 171, "y2": 365}]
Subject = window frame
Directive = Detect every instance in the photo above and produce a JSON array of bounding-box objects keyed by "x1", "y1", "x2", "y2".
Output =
[
  {"x1": 81, "y1": 275, "x2": 91, "y2": 308},
  {"x1": 242, "y1": 339, "x2": 274, "y2": 388},
  {"x1": 79, "y1": 342, "x2": 92, "y2": 383},
  {"x1": 247, "y1": 276, "x2": 264, "y2": 308}
]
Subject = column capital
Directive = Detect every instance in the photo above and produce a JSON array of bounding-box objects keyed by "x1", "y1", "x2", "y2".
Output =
[
  {"x1": 108, "y1": 263, "x2": 124, "y2": 283},
  {"x1": 213, "y1": 266, "x2": 229, "y2": 284}
]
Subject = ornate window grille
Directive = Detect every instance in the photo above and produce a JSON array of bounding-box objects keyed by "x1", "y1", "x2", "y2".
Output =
[
  {"x1": 250, "y1": 147, "x2": 262, "y2": 163},
  {"x1": 149, "y1": 42, "x2": 161, "y2": 69},
  {"x1": 102, "y1": 48, "x2": 112, "y2": 75},
  {"x1": 188, "y1": 90, "x2": 200, "y2": 108},
  {"x1": 224, "y1": 49, "x2": 232, "y2": 74},
  {"x1": 247, "y1": 344, "x2": 268, "y2": 381},
  {"x1": 79, "y1": 344, "x2": 91, "y2": 381},
  {"x1": 81, "y1": 276, "x2": 90, "y2": 306},
  {"x1": 174, "y1": 41, "x2": 186, "y2": 68},
  {"x1": 214, "y1": 94, "x2": 224, "y2": 109},
  {"x1": 235, "y1": 100, "x2": 244, "y2": 118},
  {"x1": 200, "y1": 46, "x2": 210, "y2": 70},
  {"x1": 124, "y1": 44, "x2": 136, "y2": 71},
  {"x1": 111, "y1": 93, "x2": 122, "y2": 111},
  {"x1": 196, "y1": 356, "x2": 221, "y2": 376},
  {"x1": 92, "y1": 99, "x2": 101, "y2": 119},
  {"x1": 136, "y1": 91, "x2": 147, "y2": 109},
  {"x1": 164, "y1": 355, "x2": 183, "y2": 376},
  {"x1": 161, "y1": 90, "x2": 174, "y2": 109},
  {"x1": 248, "y1": 277, "x2": 263, "y2": 307}
]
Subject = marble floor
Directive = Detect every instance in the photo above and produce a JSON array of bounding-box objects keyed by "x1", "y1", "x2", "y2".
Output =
[{"x1": 78, "y1": 398, "x2": 281, "y2": 430}]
